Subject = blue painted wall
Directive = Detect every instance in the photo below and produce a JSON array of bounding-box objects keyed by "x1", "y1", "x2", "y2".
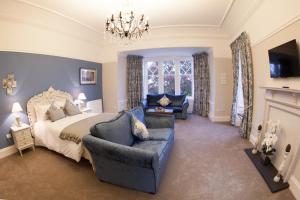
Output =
[{"x1": 0, "y1": 51, "x2": 102, "y2": 149}]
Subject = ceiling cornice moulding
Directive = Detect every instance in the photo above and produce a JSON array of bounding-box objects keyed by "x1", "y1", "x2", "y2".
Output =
[
  {"x1": 14, "y1": 0, "x2": 236, "y2": 34},
  {"x1": 15, "y1": 0, "x2": 101, "y2": 33},
  {"x1": 218, "y1": 0, "x2": 235, "y2": 27}
]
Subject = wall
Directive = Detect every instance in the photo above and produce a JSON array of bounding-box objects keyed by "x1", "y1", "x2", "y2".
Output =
[
  {"x1": 209, "y1": 57, "x2": 233, "y2": 122},
  {"x1": 0, "y1": 0, "x2": 102, "y2": 63},
  {"x1": 227, "y1": 1, "x2": 300, "y2": 196},
  {"x1": 101, "y1": 40, "x2": 232, "y2": 121},
  {"x1": 0, "y1": 51, "x2": 102, "y2": 149},
  {"x1": 250, "y1": 20, "x2": 300, "y2": 199},
  {"x1": 102, "y1": 62, "x2": 118, "y2": 113}
]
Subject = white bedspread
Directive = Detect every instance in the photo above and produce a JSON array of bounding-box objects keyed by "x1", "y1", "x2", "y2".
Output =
[{"x1": 33, "y1": 112, "x2": 116, "y2": 162}]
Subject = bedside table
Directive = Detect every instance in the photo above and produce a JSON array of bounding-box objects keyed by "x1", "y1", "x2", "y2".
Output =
[{"x1": 11, "y1": 124, "x2": 35, "y2": 157}]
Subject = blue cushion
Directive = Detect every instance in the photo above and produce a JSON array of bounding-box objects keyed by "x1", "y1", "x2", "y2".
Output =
[
  {"x1": 90, "y1": 112, "x2": 134, "y2": 146},
  {"x1": 147, "y1": 94, "x2": 164, "y2": 106},
  {"x1": 166, "y1": 94, "x2": 186, "y2": 107},
  {"x1": 148, "y1": 128, "x2": 173, "y2": 141},
  {"x1": 133, "y1": 140, "x2": 167, "y2": 158},
  {"x1": 127, "y1": 106, "x2": 145, "y2": 124}
]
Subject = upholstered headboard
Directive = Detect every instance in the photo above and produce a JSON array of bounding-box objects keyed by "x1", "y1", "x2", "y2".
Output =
[{"x1": 27, "y1": 87, "x2": 73, "y2": 134}]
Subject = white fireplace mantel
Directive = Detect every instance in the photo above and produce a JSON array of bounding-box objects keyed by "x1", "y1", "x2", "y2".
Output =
[
  {"x1": 259, "y1": 86, "x2": 300, "y2": 198},
  {"x1": 260, "y1": 86, "x2": 300, "y2": 109}
]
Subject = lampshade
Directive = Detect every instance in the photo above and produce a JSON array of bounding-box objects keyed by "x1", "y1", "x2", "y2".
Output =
[
  {"x1": 78, "y1": 93, "x2": 87, "y2": 100},
  {"x1": 12, "y1": 102, "x2": 23, "y2": 113}
]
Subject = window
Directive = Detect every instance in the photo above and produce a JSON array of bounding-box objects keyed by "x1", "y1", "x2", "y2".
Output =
[
  {"x1": 143, "y1": 57, "x2": 194, "y2": 97},
  {"x1": 179, "y1": 60, "x2": 193, "y2": 96},
  {"x1": 146, "y1": 61, "x2": 159, "y2": 94},
  {"x1": 163, "y1": 61, "x2": 175, "y2": 95}
]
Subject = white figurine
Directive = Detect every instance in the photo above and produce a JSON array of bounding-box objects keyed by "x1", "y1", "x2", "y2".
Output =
[
  {"x1": 252, "y1": 125, "x2": 262, "y2": 154},
  {"x1": 273, "y1": 144, "x2": 291, "y2": 182}
]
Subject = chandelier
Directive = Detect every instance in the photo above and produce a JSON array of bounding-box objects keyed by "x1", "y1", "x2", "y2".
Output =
[{"x1": 105, "y1": 11, "x2": 149, "y2": 41}]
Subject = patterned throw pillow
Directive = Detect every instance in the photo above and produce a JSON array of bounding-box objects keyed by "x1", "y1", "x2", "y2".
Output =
[
  {"x1": 132, "y1": 116, "x2": 149, "y2": 140},
  {"x1": 47, "y1": 103, "x2": 66, "y2": 122},
  {"x1": 158, "y1": 95, "x2": 171, "y2": 107},
  {"x1": 64, "y1": 99, "x2": 82, "y2": 116}
]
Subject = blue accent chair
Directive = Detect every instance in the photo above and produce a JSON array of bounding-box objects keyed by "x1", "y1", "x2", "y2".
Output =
[{"x1": 83, "y1": 106, "x2": 175, "y2": 193}]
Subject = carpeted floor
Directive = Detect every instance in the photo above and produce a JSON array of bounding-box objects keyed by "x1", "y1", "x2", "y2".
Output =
[{"x1": 0, "y1": 115, "x2": 295, "y2": 200}]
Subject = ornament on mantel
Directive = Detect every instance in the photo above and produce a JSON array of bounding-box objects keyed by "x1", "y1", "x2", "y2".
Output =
[
  {"x1": 260, "y1": 120, "x2": 280, "y2": 165},
  {"x1": 252, "y1": 124, "x2": 263, "y2": 154},
  {"x1": 273, "y1": 144, "x2": 291, "y2": 183}
]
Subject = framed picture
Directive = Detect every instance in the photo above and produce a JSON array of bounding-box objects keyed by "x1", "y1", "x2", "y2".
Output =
[{"x1": 80, "y1": 68, "x2": 97, "y2": 85}]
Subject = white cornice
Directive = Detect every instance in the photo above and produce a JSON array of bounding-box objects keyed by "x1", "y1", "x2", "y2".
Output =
[
  {"x1": 218, "y1": 0, "x2": 235, "y2": 26},
  {"x1": 14, "y1": 0, "x2": 236, "y2": 33},
  {"x1": 252, "y1": 15, "x2": 300, "y2": 47}
]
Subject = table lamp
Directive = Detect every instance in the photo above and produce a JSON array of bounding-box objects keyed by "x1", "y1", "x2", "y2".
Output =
[
  {"x1": 12, "y1": 102, "x2": 23, "y2": 127},
  {"x1": 78, "y1": 93, "x2": 87, "y2": 108}
]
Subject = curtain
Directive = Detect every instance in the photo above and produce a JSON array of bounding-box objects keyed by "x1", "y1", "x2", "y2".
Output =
[
  {"x1": 230, "y1": 32, "x2": 254, "y2": 139},
  {"x1": 192, "y1": 52, "x2": 210, "y2": 117},
  {"x1": 230, "y1": 39, "x2": 240, "y2": 126},
  {"x1": 127, "y1": 55, "x2": 143, "y2": 109}
]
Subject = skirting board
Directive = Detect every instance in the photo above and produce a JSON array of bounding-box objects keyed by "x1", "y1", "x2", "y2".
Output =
[
  {"x1": 209, "y1": 114, "x2": 230, "y2": 122},
  {"x1": 290, "y1": 175, "x2": 300, "y2": 200},
  {"x1": 0, "y1": 145, "x2": 17, "y2": 159}
]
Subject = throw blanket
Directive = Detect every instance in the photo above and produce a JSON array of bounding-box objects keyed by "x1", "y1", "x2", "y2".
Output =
[{"x1": 60, "y1": 113, "x2": 116, "y2": 144}]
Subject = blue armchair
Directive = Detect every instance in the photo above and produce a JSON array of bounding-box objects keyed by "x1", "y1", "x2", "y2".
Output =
[{"x1": 83, "y1": 107, "x2": 175, "y2": 193}]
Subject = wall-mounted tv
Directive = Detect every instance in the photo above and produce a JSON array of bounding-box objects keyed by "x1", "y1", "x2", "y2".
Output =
[{"x1": 268, "y1": 39, "x2": 300, "y2": 78}]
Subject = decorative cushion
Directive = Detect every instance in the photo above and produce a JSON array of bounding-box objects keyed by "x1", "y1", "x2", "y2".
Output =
[
  {"x1": 47, "y1": 103, "x2": 66, "y2": 122},
  {"x1": 53, "y1": 100, "x2": 66, "y2": 108},
  {"x1": 64, "y1": 99, "x2": 81, "y2": 116},
  {"x1": 166, "y1": 94, "x2": 186, "y2": 107},
  {"x1": 158, "y1": 95, "x2": 171, "y2": 107},
  {"x1": 34, "y1": 104, "x2": 51, "y2": 121},
  {"x1": 90, "y1": 111, "x2": 135, "y2": 146},
  {"x1": 147, "y1": 94, "x2": 164, "y2": 106},
  {"x1": 131, "y1": 116, "x2": 149, "y2": 140}
]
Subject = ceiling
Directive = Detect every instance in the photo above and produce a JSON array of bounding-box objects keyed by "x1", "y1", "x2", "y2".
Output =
[{"x1": 19, "y1": 0, "x2": 234, "y2": 31}]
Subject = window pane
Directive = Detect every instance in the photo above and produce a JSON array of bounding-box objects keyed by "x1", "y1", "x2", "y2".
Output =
[
  {"x1": 180, "y1": 60, "x2": 193, "y2": 96},
  {"x1": 180, "y1": 60, "x2": 192, "y2": 75},
  {"x1": 163, "y1": 61, "x2": 175, "y2": 95},
  {"x1": 146, "y1": 61, "x2": 159, "y2": 94},
  {"x1": 180, "y1": 75, "x2": 192, "y2": 96}
]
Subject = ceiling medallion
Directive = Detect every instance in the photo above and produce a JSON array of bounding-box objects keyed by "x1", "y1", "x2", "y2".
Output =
[{"x1": 105, "y1": 10, "x2": 149, "y2": 43}]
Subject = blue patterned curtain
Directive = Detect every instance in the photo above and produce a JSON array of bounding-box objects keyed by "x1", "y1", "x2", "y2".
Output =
[
  {"x1": 230, "y1": 32, "x2": 254, "y2": 139},
  {"x1": 127, "y1": 55, "x2": 143, "y2": 109},
  {"x1": 192, "y1": 52, "x2": 210, "y2": 117}
]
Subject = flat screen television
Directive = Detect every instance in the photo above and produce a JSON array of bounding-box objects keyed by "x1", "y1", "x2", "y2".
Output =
[{"x1": 268, "y1": 39, "x2": 300, "y2": 78}]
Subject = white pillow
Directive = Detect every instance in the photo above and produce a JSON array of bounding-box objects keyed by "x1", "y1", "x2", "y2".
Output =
[
  {"x1": 34, "y1": 104, "x2": 51, "y2": 121},
  {"x1": 132, "y1": 116, "x2": 149, "y2": 140},
  {"x1": 53, "y1": 100, "x2": 66, "y2": 108},
  {"x1": 158, "y1": 95, "x2": 171, "y2": 107}
]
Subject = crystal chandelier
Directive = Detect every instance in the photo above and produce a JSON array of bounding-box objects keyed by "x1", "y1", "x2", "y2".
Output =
[{"x1": 105, "y1": 10, "x2": 149, "y2": 41}]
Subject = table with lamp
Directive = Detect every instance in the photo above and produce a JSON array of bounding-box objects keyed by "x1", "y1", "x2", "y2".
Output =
[
  {"x1": 10, "y1": 102, "x2": 35, "y2": 157},
  {"x1": 76, "y1": 92, "x2": 92, "y2": 113}
]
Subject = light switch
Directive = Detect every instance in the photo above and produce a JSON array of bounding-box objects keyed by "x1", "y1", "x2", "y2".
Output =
[{"x1": 220, "y1": 73, "x2": 227, "y2": 85}]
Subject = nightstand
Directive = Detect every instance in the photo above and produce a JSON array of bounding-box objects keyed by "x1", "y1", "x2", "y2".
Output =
[
  {"x1": 80, "y1": 107, "x2": 92, "y2": 113},
  {"x1": 11, "y1": 123, "x2": 35, "y2": 157}
]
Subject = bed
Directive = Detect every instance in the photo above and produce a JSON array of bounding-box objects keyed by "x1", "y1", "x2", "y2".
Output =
[{"x1": 27, "y1": 87, "x2": 116, "y2": 163}]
